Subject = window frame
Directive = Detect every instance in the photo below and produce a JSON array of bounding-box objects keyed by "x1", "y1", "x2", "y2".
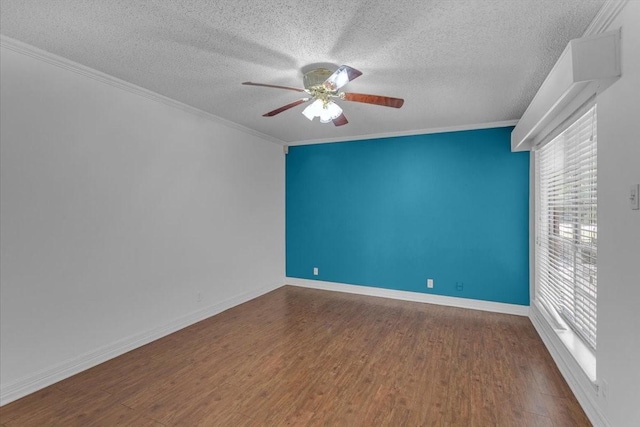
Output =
[{"x1": 533, "y1": 100, "x2": 598, "y2": 379}]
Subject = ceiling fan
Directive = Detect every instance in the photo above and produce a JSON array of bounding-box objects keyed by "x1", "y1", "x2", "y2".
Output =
[{"x1": 242, "y1": 65, "x2": 404, "y2": 126}]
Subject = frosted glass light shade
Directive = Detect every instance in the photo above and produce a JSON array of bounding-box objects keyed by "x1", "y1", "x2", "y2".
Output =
[
  {"x1": 320, "y1": 102, "x2": 343, "y2": 123},
  {"x1": 302, "y1": 100, "x2": 343, "y2": 124},
  {"x1": 302, "y1": 99, "x2": 324, "y2": 121}
]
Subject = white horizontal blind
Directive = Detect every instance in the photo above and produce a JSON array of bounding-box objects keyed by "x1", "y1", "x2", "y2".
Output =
[{"x1": 536, "y1": 105, "x2": 597, "y2": 350}]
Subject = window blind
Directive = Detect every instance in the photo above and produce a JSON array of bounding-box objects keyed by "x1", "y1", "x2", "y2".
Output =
[{"x1": 535, "y1": 105, "x2": 597, "y2": 350}]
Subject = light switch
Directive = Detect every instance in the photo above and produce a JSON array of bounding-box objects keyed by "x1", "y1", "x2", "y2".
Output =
[{"x1": 631, "y1": 184, "x2": 640, "y2": 210}]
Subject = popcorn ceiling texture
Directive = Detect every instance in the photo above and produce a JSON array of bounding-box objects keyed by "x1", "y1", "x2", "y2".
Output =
[{"x1": 0, "y1": 0, "x2": 605, "y2": 143}]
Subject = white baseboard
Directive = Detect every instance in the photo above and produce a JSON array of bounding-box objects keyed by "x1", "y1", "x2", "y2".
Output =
[
  {"x1": 286, "y1": 278, "x2": 529, "y2": 316},
  {"x1": 0, "y1": 282, "x2": 282, "y2": 406},
  {"x1": 529, "y1": 303, "x2": 609, "y2": 427}
]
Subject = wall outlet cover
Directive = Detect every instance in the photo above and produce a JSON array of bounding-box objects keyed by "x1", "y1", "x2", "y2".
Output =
[{"x1": 631, "y1": 184, "x2": 639, "y2": 210}]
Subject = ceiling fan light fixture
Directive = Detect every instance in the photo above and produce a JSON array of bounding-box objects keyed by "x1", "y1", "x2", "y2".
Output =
[
  {"x1": 302, "y1": 99, "x2": 324, "y2": 121},
  {"x1": 302, "y1": 100, "x2": 343, "y2": 123},
  {"x1": 320, "y1": 101, "x2": 343, "y2": 123}
]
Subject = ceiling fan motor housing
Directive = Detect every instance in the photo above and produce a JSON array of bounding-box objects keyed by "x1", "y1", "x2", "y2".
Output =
[{"x1": 303, "y1": 68, "x2": 333, "y2": 90}]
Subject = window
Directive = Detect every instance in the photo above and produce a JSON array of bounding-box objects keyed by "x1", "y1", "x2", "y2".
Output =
[{"x1": 535, "y1": 105, "x2": 597, "y2": 351}]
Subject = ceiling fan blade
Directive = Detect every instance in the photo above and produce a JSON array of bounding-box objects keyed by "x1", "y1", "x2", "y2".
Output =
[
  {"x1": 262, "y1": 98, "x2": 310, "y2": 117},
  {"x1": 342, "y1": 92, "x2": 404, "y2": 108},
  {"x1": 323, "y1": 65, "x2": 363, "y2": 91},
  {"x1": 333, "y1": 113, "x2": 348, "y2": 127},
  {"x1": 242, "y1": 82, "x2": 306, "y2": 93}
]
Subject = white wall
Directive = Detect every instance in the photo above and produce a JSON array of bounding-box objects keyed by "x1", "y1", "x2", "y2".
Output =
[
  {"x1": 595, "y1": 1, "x2": 640, "y2": 425},
  {"x1": 529, "y1": 2, "x2": 640, "y2": 426},
  {"x1": 0, "y1": 44, "x2": 285, "y2": 403}
]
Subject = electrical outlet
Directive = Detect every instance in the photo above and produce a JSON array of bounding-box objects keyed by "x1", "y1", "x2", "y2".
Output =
[
  {"x1": 197, "y1": 292, "x2": 202, "y2": 303},
  {"x1": 427, "y1": 278, "x2": 434, "y2": 288},
  {"x1": 313, "y1": 267, "x2": 319, "y2": 276},
  {"x1": 631, "y1": 184, "x2": 639, "y2": 210},
  {"x1": 456, "y1": 282, "x2": 464, "y2": 291}
]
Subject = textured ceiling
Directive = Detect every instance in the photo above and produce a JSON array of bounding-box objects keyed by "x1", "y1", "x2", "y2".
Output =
[{"x1": 0, "y1": 0, "x2": 605, "y2": 144}]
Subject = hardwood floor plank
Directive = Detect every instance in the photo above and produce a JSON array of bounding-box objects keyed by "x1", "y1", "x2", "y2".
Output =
[
  {"x1": 0, "y1": 387, "x2": 69, "y2": 424},
  {"x1": 0, "y1": 286, "x2": 591, "y2": 426},
  {"x1": 81, "y1": 403, "x2": 165, "y2": 427},
  {"x1": 547, "y1": 396, "x2": 593, "y2": 427},
  {"x1": 3, "y1": 389, "x2": 114, "y2": 427},
  {"x1": 188, "y1": 410, "x2": 256, "y2": 427}
]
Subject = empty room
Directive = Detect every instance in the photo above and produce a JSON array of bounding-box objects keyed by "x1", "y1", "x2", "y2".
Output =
[{"x1": 0, "y1": 0, "x2": 638, "y2": 426}]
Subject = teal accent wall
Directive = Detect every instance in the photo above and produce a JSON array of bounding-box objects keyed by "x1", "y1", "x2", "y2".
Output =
[{"x1": 286, "y1": 127, "x2": 530, "y2": 305}]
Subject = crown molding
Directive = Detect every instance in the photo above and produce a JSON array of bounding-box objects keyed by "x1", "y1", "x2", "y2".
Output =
[
  {"x1": 583, "y1": 0, "x2": 629, "y2": 36},
  {"x1": 289, "y1": 119, "x2": 519, "y2": 146},
  {"x1": 0, "y1": 35, "x2": 286, "y2": 147}
]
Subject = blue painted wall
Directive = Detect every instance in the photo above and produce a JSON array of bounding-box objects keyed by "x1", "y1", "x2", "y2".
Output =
[{"x1": 286, "y1": 127, "x2": 530, "y2": 305}]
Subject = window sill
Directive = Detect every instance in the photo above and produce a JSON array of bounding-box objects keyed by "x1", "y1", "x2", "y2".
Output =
[{"x1": 535, "y1": 300, "x2": 596, "y2": 382}]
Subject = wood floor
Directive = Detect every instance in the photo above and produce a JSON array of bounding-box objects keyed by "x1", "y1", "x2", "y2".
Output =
[{"x1": 0, "y1": 285, "x2": 590, "y2": 426}]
